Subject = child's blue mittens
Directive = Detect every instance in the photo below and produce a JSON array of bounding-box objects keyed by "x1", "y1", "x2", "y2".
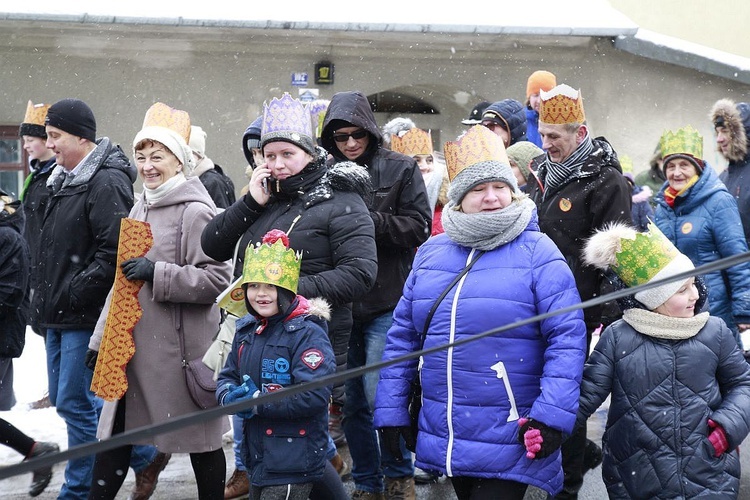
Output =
[{"x1": 221, "y1": 375, "x2": 260, "y2": 418}]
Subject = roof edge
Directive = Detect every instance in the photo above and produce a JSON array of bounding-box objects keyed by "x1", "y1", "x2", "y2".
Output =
[{"x1": 615, "y1": 28, "x2": 750, "y2": 85}]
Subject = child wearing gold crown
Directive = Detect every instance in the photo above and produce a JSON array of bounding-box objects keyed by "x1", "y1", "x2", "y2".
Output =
[
  {"x1": 216, "y1": 229, "x2": 345, "y2": 500},
  {"x1": 578, "y1": 222, "x2": 750, "y2": 499}
]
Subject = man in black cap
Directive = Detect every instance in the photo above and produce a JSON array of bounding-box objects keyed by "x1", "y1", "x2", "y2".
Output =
[
  {"x1": 37, "y1": 98, "x2": 168, "y2": 500},
  {"x1": 461, "y1": 100, "x2": 492, "y2": 126}
]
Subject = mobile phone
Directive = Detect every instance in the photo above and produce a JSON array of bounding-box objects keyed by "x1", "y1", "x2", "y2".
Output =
[{"x1": 262, "y1": 178, "x2": 268, "y2": 194}]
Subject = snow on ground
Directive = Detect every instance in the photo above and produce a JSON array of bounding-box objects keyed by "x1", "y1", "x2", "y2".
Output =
[{"x1": 0, "y1": 329, "x2": 66, "y2": 467}]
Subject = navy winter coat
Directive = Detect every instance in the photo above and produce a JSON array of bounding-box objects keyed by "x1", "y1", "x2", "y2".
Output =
[
  {"x1": 373, "y1": 213, "x2": 586, "y2": 496},
  {"x1": 483, "y1": 99, "x2": 528, "y2": 146},
  {"x1": 655, "y1": 165, "x2": 750, "y2": 333},
  {"x1": 578, "y1": 316, "x2": 750, "y2": 498},
  {"x1": 217, "y1": 297, "x2": 335, "y2": 487}
]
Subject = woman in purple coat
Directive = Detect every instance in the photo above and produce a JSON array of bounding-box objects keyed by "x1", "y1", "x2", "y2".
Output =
[{"x1": 373, "y1": 125, "x2": 587, "y2": 499}]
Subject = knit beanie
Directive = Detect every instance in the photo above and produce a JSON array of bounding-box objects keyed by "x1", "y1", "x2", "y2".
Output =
[
  {"x1": 445, "y1": 126, "x2": 517, "y2": 203},
  {"x1": 45, "y1": 98, "x2": 96, "y2": 142},
  {"x1": 526, "y1": 70, "x2": 557, "y2": 99},
  {"x1": 242, "y1": 115, "x2": 263, "y2": 166},
  {"x1": 461, "y1": 101, "x2": 492, "y2": 125},
  {"x1": 583, "y1": 222, "x2": 695, "y2": 310},
  {"x1": 133, "y1": 126, "x2": 194, "y2": 173},
  {"x1": 189, "y1": 125, "x2": 207, "y2": 156},
  {"x1": 19, "y1": 101, "x2": 50, "y2": 138},
  {"x1": 506, "y1": 141, "x2": 543, "y2": 182},
  {"x1": 261, "y1": 93, "x2": 316, "y2": 155}
]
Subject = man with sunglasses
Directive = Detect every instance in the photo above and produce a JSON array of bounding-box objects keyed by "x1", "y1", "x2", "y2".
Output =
[
  {"x1": 321, "y1": 91, "x2": 431, "y2": 500},
  {"x1": 480, "y1": 99, "x2": 528, "y2": 149}
]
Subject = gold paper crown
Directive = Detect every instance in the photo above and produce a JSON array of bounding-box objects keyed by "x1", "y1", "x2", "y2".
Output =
[
  {"x1": 659, "y1": 125, "x2": 702, "y2": 160},
  {"x1": 444, "y1": 125, "x2": 510, "y2": 181},
  {"x1": 23, "y1": 100, "x2": 50, "y2": 126},
  {"x1": 539, "y1": 84, "x2": 585, "y2": 125},
  {"x1": 142, "y1": 102, "x2": 191, "y2": 143},
  {"x1": 611, "y1": 222, "x2": 682, "y2": 288},
  {"x1": 391, "y1": 128, "x2": 433, "y2": 157},
  {"x1": 241, "y1": 230, "x2": 302, "y2": 294}
]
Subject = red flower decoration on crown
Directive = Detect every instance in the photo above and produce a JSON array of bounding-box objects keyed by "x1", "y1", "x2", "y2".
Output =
[{"x1": 262, "y1": 229, "x2": 290, "y2": 248}]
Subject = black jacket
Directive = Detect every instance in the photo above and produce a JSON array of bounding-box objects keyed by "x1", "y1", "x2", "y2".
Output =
[
  {"x1": 201, "y1": 151, "x2": 378, "y2": 402},
  {"x1": 21, "y1": 157, "x2": 55, "y2": 332},
  {"x1": 198, "y1": 164, "x2": 236, "y2": 210},
  {"x1": 527, "y1": 137, "x2": 632, "y2": 333},
  {"x1": 0, "y1": 203, "x2": 29, "y2": 358},
  {"x1": 35, "y1": 138, "x2": 136, "y2": 330},
  {"x1": 321, "y1": 91, "x2": 432, "y2": 320}
]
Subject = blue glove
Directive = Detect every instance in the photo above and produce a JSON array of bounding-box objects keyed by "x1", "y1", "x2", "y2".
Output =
[
  {"x1": 121, "y1": 257, "x2": 155, "y2": 282},
  {"x1": 222, "y1": 375, "x2": 259, "y2": 418}
]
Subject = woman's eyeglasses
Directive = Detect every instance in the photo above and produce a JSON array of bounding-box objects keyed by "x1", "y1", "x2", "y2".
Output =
[{"x1": 332, "y1": 129, "x2": 368, "y2": 143}]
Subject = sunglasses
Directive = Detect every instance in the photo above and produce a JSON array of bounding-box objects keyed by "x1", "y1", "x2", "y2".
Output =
[{"x1": 332, "y1": 129, "x2": 367, "y2": 143}]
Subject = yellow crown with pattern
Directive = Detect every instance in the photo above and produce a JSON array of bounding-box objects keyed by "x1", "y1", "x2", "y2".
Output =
[
  {"x1": 142, "y1": 102, "x2": 191, "y2": 143},
  {"x1": 539, "y1": 84, "x2": 585, "y2": 125},
  {"x1": 241, "y1": 230, "x2": 302, "y2": 294},
  {"x1": 619, "y1": 154, "x2": 633, "y2": 173},
  {"x1": 659, "y1": 125, "x2": 702, "y2": 160},
  {"x1": 391, "y1": 128, "x2": 433, "y2": 157},
  {"x1": 444, "y1": 125, "x2": 510, "y2": 181},
  {"x1": 23, "y1": 100, "x2": 50, "y2": 126}
]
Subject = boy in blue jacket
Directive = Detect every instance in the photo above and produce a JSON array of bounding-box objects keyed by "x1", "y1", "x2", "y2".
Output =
[{"x1": 216, "y1": 229, "x2": 341, "y2": 500}]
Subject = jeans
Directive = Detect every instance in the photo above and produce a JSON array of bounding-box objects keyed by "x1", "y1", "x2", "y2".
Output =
[
  {"x1": 232, "y1": 414, "x2": 246, "y2": 471},
  {"x1": 46, "y1": 329, "x2": 161, "y2": 498},
  {"x1": 47, "y1": 329, "x2": 101, "y2": 500},
  {"x1": 343, "y1": 312, "x2": 413, "y2": 493}
]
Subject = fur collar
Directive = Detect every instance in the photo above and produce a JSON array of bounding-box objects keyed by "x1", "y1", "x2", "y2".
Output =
[{"x1": 710, "y1": 98, "x2": 748, "y2": 163}]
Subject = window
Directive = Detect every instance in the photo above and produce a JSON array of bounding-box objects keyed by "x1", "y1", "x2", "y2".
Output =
[{"x1": 0, "y1": 126, "x2": 28, "y2": 198}]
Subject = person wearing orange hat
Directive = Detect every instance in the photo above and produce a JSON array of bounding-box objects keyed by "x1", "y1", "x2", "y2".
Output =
[{"x1": 524, "y1": 70, "x2": 557, "y2": 148}]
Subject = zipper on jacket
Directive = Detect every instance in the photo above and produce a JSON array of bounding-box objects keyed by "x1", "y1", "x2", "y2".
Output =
[{"x1": 445, "y1": 248, "x2": 477, "y2": 477}]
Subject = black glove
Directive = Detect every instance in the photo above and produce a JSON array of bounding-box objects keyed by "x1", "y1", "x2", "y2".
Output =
[
  {"x1": 121, "y1": 257, "x2": 155, "y2": 282},
  {"x1": 378, "y1": 426, "x2": 415, "y2": 462},
  {"x1": 84, "y1": 349, "x2": 99, "y2": 371},
  {"x1": 517, "y1": 418, "x2": 563, "y2": 460}
]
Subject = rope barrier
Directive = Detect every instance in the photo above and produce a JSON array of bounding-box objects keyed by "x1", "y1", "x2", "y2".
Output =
[{"x1": 3, "y1": 250, "x2": 750, "y2": 479}]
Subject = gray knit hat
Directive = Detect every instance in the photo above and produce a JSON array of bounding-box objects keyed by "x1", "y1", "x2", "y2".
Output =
[
  {"x1": 445, "y1": 125, "x2": 517, "y2": 204},
  {"x1": 447, "y1": 161, "x2": 518, "y2": 204}
]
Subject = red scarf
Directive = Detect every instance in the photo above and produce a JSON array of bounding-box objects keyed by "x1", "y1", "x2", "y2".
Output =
[{"x1": 663, "y1": 175, "x2": 699, "y2": 208}]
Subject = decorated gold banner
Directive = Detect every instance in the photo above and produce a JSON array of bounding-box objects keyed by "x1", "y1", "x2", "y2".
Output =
[{"x1": 90, "y1": 218, "x2": 153, "y2": 401}]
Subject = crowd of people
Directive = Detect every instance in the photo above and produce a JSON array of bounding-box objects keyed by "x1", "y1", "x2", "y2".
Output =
[{"x1": 3, "y1": 67, "x2": 750, "y2": 500}]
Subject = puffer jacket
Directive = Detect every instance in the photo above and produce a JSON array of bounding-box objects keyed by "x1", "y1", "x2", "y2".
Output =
[
  {"x1": 0, "y1": 203, "x2": 29, "y2": 358},
  {"x1": 216, "y1": 296, "x2": 335, "y2": 487},
  {"x1": 35, "y1": 138, "x2": 136, "y2": 329},
  {"x1": 373, "y1": 213, "x2": 586, "y2": 497},
  {"x1": 713, "y1": 100, "x2": 750, "y2": 245},
  {"x1": 577, "y1": 315, "x2": 750, "y2": 499},
  {"x1": 321, "y1": 90, "x2": 432, "y2": 320},
  {"x1": 655, "y1": 165, "x2": 750, "y2": 334}
]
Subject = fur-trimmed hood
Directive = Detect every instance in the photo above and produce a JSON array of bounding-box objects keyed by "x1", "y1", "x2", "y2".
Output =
[
  {"x1": 307, "y1": 296, "x2": 332, "y2": 321},
  {"x1": 710, "y1": 98, "x2": 750, "y2": 163}
]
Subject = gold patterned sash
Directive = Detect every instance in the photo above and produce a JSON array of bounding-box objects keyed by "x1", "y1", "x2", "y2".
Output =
[{"x1": 90, "y1": 218, "x2": 153, "y2": 401}]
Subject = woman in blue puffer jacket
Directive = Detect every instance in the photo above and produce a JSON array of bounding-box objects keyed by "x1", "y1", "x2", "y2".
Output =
[
  {"x1": 373, "y1": 125, "x2": 587, "y2": 499},
  {"x1": 654, "y1": 126, "x2": 750, "y2": 341}
]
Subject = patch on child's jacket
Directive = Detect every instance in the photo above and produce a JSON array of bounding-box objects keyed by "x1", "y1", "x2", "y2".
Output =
[{"x1": 301, "y1": 349, "x2": 324, "y2": 370}]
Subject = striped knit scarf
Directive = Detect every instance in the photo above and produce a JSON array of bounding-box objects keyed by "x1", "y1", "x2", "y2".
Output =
[{"x1": 538, "y1": 133, "x2": 594, "y2": 200}]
